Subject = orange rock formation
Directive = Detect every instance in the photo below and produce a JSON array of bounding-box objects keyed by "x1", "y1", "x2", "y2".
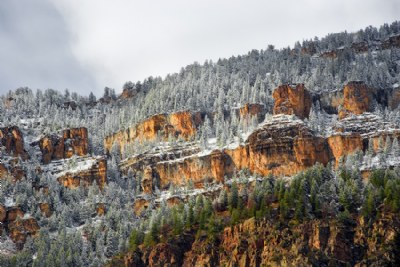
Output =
[
  {"x1": 57, "y1": 157, "x2": 107, "y2": 189},
  {"x1": 327, "y1": 133, "x2": 364, "y2": 166},
  {"x1": 104, "y1": 111, "x2": 202, "y2": 156},
  {"x1": 273, "y1": 84, "x2": 311, "y2": 119},
  {"x1": 0, "y1": 126, "x2": 29, "y2": 159},
  {"x1": 39, "y1": 127, "x2": 88, "y2": 164},
  {"x1": 339, "y1": 81, "x2": 372, "y2": 119}
]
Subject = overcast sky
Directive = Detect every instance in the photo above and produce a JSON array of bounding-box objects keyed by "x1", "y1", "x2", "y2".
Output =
[{"x1": 0, "y1": 0, "x2": 398, "y2": 96}]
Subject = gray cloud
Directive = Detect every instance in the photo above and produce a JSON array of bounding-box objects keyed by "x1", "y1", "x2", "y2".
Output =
[
  {"x1": 1, "y1": 0, "x2": 399, "y2": 96},
  {"x1": 0, "y1": 0, "x2": 97, "y2": 95}
]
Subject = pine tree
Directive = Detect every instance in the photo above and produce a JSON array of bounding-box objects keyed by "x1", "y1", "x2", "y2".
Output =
[
  {"x1": 392, "y1": 138, "x2": 400, "y2": 157},
  {"x1": 229, "y1": 182, "x2": 239, "y2": 209},
  {"x1": 384, "y1": 136, "x2": 392, "y2": 156}
]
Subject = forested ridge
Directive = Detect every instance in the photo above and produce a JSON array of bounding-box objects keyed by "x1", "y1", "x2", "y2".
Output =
[{"x1": 0, "y1": 21, "x2": 399, "y2": 266}]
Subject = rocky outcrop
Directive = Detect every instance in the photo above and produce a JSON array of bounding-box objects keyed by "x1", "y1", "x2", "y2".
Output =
[
  {"x1": 0, "y1": 204, "x2": 7, "y2": 223},
  {"x1": 243, "y1": 115, "x2": 329, "y2": 176},
  {"x1": 104, "y1": 111, "x2": 203, "y2": 156},
  {"x1": 382, "y1": 34, "x2": 400, "y2": 49},
  {"x1": 6, "y1": 207, "x2": 24, "y2": 223},
  {"x1": 8, "y1": 217, "x2": 40, "y2": 248},
  {"x1": 133, "y1": 199, "x2": 151, "y2": 217},
  {"x1": 156, "y1": 152, "x2": 218, "y2": 189},
  {"x1": 115, "y1": 211, "x2": 400, "y2": 267},
  {"x1": 0, "y1": 163, "x2": 9, "y2": 179},
  {"x1": 389, "y1": 86, "x2": 400, "y2": 110},
  {"x1": 273, "y1": 84, "x2": 311, "y2": 119},
  {"x1": 141, "y1": 166, "x2": 154, "y2": 195},
  {"x1": 39, "y1": 203, "x2": 52, "y2": 218},
  {"x1": 124, "y1": 115, "x2": 330, "y2": 190},
  {"x1": 0, "y1": 206, "x2": 40, "y2": 248},
  {"x1": 96, "y1": 203, "x2": 106, "y2": 216},
  {"x1": 331, "y1": 112, "x2": 400, "y2": 154},
  {"x1": 57, "y1": 157, "x2": 107, "y2": 189},
  {"x1": 339, "y1": 81, "x2": 373, "y2": 119},
  {"x1": 239, "y1": 103, "x2": 266, "y2": 122},
  {"x1": 327, "y1": 133, "x2": 364, "y2": 165},
  {"x1": 38, "y1": 127, "x2": 88, "y2": 164},
  {"x1": 0, "y1": 161, "x2": 26, "y2": 181},
  {"x1": 0, "y1": 126, "x2": 28, "y2": 160}
]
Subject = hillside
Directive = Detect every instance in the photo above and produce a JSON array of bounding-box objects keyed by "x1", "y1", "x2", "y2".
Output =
[{"x1": 0, "y1": 21, "x2": 400, "y2": 266}]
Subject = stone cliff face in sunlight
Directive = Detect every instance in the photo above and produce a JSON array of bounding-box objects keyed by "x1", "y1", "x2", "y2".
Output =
[
  {"x1": 38, "y1": 127, "x2": 88, "y2": 164},
  {"x1": 57, "y1": 157, "x2": 107, "y2": 189},
  {"x1": 327, "y1": 133, "x2": 364, "y2": 166},
  {"x1": 118, "y1": 211, "x2": 400, "y2": 267},
  {"x1": 0, "y1": 126, "x2": 29, "y2": 160},
  {"x1": 121, "y1": 115, "x2": 330, "y2": 189},
  {"x1": 104, "y1": 111, "x2": 203, "y2": 156},
  {"x1": 339, "y1": 81, "x2": 373, "y2": 119},
  {"x1": 273, "y1": 84, "x2": 311, "y2": 119}
]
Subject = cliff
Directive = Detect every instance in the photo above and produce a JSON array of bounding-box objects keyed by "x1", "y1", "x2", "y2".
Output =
[
  {"x1": 0, "y1": 162, "x2": 25, "y2": 181},
  {"x1": 38, "y1": 127, "x2": 89, "y2": 164},
  {"x1": 104, "y1": 111, "x2": 203, "y2": 156},
  {"x1": 122, "y1": 115, "x2": 330, "y2": 191},
  {"x1": 273, "y1": 84, "x2": 311, "y2": 119},
  {"x1": 114, "y1": 212, "x2": 400, "y2": 267},
  {"x1": 339, "y1": 81, "x2": 373, "y2": 119},
  {"x1": 0, "y1": 126, "x2": 28, "y2": 160},
  {"x1": 56, "y1": 157, "x2": 107, "y2": 189},
  {"x1": 0, "y1": 206, "x2": 39, "y2": 249},
  {"x1": 327, "y1": 133, "x2": 363, "y2": 166},
  {"x1": 239, "y1": 103, "x2": 266, "y2": 123}
]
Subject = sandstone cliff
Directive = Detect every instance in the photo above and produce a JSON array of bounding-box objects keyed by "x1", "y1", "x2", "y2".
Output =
[
  {"x1": 339, "y1": 81, "x2": 373, "y2": 119},
  {"x1": 239, "y1": 103, "x2": 266, "y2": 122},
  {"x1": 273, "y1": 84, "x2": 311, "y2": 119},
  {"x1": 122, "y1": 115, "x2": 330, "y2": 190},
  {"x1": 0, "y1": 206, "x2": 40, "y2": 249},
  {"x1": 115, "y1": 211, "x2": 400, "y2": 267},
  {"x1": 104, "y1": 111, "x2": 203, "y2": 156},
  {"x1": 0, "y1": 126, "x2": 28, "y2": 160},
  {"x1": 56, "y1": 157, "x2": 107, "y2": 189},
  {"x1": 38, "y1": 127, "x2": 88, "y2": 164}
]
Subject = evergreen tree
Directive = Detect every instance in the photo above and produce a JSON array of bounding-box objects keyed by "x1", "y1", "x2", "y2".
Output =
[{"x1": 229, "y1": 182, "x2": 239, "y2": 209}]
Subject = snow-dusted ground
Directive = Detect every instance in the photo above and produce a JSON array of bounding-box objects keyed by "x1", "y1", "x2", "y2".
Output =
[{"x1": 42, "y1": 156, "x2": 100, "y2": 178}]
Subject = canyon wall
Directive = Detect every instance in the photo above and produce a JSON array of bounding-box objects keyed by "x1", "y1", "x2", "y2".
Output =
[{"x1": 38, "y1": 127, "x2": 88, "y2": 164}]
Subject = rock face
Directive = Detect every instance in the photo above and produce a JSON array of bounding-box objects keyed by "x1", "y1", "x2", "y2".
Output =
[
  {"x1": 96, "y1": 203, "x2": 106, "y2": 216},
  {"x1": 327, "y1": 133, "x2": 364, "y2": 165},
  {"x1": 0, "y1": 204, "x2": 6, "y2": 223},
  {"x1": 389, "y1": 86, "x2": 400, "y2": 110},
  {"x1": 104, "y1": 111, "x2": 203, "y2": 156},
  {"x1": 133, "y1": 199, "x2": 151, "y2": 217},
  {"x1": 39, "y1": 203, "x2": 52, "y2": 218},
  {"x1": 38, "y1": 127, "x2": 88, "y2": 164},
  {"x1": 0, "y1": 162, "x2": 26, "y2": 181},
  {"x1": 273, "y1": 84, "x2": 311, "y2": 119},
  {"x1": 124, "y1": 115, "x2": 330, "y2": 189},
  {"x1": 242, "y1": 115, "x2": 329, "y2": 176},
  {"x1": 0, "y1": 206, "x2": 40, "y2": 249},
  {"x1": 156, "y1": 150, "x2": 227, "y2": 189},
  {"x1": 8, "y1": 218, "x2": 40, "y2": 248},
  {"x1": 339, "y1": 81, "x2": 373, "y2": 119},
  {"x1": 0, "y1": 126, "x2": 28, "y2": 160},
  {"x1": 116, "y1": 212, "x2": 400, "y2": 267},
  {"x1": 382, "y1": 34, "x2": 400, "y2": 49},
  {"x1": 57, "y1": 157, "x2": 107, "y2": 189},
  {"x1": 239, "y1": 103, "x2": 266, "y2": 122},
  {"x1": 0, "y1": 163, "x2": 10, "y2": 179},
  {"x1": 141, "y1": 166, "x2": 154, "y2": 195},
  {"x1": 330, "y1": 113, "x2": 400, "y2": 161}
]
